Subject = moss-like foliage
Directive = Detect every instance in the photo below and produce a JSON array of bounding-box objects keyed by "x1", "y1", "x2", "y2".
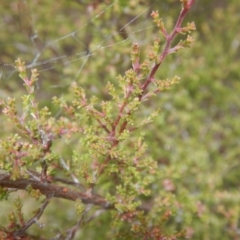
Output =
[{"x1": 0, "y1": 0, "x2": 239, "y2": 239}]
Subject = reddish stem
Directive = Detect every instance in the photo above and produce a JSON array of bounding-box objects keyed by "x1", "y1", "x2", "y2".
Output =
[
  {"x1": 139, "y1": 0, "x2": 195, "y2": 100},
  {"x1": 97, "y1": 0, "x2": 195, "y2": 176}
]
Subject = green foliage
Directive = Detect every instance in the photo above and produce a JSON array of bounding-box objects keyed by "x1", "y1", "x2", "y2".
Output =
[{"x1": 0, "y1": 0, "x2": 240, "y2": 239}]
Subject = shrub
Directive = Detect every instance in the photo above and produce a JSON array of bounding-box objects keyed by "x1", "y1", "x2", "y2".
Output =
[
  {"x1": 1, "y1": 0, "x2": 240, "y2": 239},
  {"x1": 0, "y1": 1, "x2": 196, "y2": 239}
]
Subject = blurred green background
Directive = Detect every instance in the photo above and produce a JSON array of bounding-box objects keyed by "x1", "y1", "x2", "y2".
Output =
[{"x1": 0, "y1": 0, "x2": 240, "y2": 239}]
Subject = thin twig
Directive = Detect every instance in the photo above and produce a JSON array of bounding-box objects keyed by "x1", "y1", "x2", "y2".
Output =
[
  {"x1": 65, "y1": 205, "x2": 92, "y2": 240},
  {"x1": 139, "y1": 0, "x2": 195, "y2": 99},
  {"x1": 14, "y1": 196, "x2": 51, "y2": 237},
  {"x1": 53, "y1": 177, "x2": 86, "y2": 191}
]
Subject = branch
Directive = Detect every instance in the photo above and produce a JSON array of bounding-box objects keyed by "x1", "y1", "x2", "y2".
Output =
[
  {"x1": 53, "y1": 176, "x2": 86, "y2": 191},
  {"x1": 14, "y1": 197, "x2": 51, "y2": 237},
  {"x1": 139, "y1": 0, "x2": 195, "y2": 100},
  {"x1": 97, "y1": 0, "x2": 195, "y2": 176},
  {"x1": 65, "y1": 205, "x2": 93, "y2": 240},
  {"x1": 0, "y1": 173, "x2": 112, "y2": 209}
]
